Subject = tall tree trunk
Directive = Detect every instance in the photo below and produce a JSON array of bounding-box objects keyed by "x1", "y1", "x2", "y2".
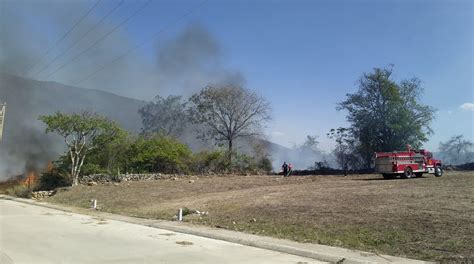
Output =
[
  {"x1": 70, "y1": 155, "x2": 78, "y2": 186},
  {"x1": 73, "y1": 153, "x2": 87, "y2": 186},
  {"x1": 73, "y1": 173, "x2": 79, "y2": 186},
  {"x1": 71, "y1": 162, "x2": 78, "y2": 186},
  {"x1": 228, "y1": 139, "x2": 233, "y2": 164}
]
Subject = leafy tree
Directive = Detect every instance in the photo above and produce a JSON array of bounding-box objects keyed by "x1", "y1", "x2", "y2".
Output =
[
  {"x1": 439, "y1": 135, "x2": 473, "y2": 164},
  {"x1": 39, "y1": 112, "x2": 123, "y2": 186},
  {"x1": 82, "y1": 130, "x2": 131, "y2": 175},
  {"x1": 188, "y1": 85, "x2": 271, "y2": 162},
  {"x1": 139, "y1": 95, "x2": 188, "y2": 137},
  {"x1": 301, "y1": 135, "x2": 320, "y2": 154},
  {"x1": 327, "y1": 127, "x2": 362, "y2": 169},
  {"x1": 337, "y1": 66, "x2": 436, "y2": 167}
]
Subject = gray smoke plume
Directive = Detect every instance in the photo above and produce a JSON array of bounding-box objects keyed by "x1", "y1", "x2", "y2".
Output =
[
  {"x1": 0, "y1": 1, "x2": 144, "y2": 178},
  {"x1": 0, "y1": 0, "x2": 326, "y2": 176},
  {"x1": 154, "y1": 24, "x2": 245, "y2": 96},
  {"x1": 0, "y1": 1, "x2": 255, "y2": 178},
  {"x1": 0, "y1": 74, "x2": 63, "y2": 177},
  {"x1": 152, "y1": 24, "x2": 250, "y2": 151}
]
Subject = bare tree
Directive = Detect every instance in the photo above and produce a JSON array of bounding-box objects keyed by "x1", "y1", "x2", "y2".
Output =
[
  {"x1": 188, "y1": 85, "x2": 271, "y2": 162},
  {"x1": 439, "y1": 135, "x2": 473, "y2": 165},
  {"x1": 139, "y1": 95, "x2": 188, "y2": 137}
]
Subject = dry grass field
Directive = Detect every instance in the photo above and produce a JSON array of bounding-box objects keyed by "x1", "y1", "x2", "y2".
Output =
[{"x1": 47, "y1": 171, "x2": 473, "y2": 261}]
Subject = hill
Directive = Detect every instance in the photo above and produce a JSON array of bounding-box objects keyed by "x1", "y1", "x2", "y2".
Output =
[
  {"x1": 0, "y1": 73, "x2": 146, "y2": 177},
  {"x1": 0, "y1": 73, "x2": 145, "y2": 132},
  {"x1": 0, "y1": 73, "x2": 298, "y2": 177}
]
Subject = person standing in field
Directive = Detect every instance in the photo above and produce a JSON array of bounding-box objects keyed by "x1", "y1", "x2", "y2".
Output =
[
  {"x1": 282, "y1": 162, "x2": 289, "y2": 177},
  {"x1": 288, "y1": 163, "x2": 293, "y2": 176}
]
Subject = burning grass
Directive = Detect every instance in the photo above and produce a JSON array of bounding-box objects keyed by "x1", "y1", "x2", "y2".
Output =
[
  {"x1": 0, "y1": 171, "x2": 38, "y2": 198},
  {"x1": 47, "y1": 171, "x2": 473, "y2": 261}
]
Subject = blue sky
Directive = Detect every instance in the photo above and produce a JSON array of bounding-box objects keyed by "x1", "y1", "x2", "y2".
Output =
[
  {"x1": 3, "y1": 0, "x2": 473, "y2": 152},
  {"x1": 199, "y1": 0, "x2": 473, "y2": 151}
]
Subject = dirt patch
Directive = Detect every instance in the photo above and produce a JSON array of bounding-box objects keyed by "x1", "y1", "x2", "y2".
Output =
[{"x1": 47, "y1": 171, "x2": 474, "y2": 261}]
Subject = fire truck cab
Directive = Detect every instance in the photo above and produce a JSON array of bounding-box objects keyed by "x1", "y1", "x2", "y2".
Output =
[{"x1": 374, "y1": 148, "x2": 443, "y2": 179}]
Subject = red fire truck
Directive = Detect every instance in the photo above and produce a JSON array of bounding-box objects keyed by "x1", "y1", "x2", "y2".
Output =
[{"x1": 374, "y1": 147, "x2": 443, "y2": 179}]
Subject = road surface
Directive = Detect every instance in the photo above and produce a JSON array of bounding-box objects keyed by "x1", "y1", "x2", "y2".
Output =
[{"x1": 0, "y1": 199, "x2": 323, "y2": 264}]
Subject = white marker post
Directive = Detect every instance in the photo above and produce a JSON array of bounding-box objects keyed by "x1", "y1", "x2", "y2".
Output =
[
  {"x1": 91, "y1": 199, "x2": 97, "y2": 210},
  {"x1": 0, "y1": 103, "x2": 6, "y2": 142},
  {"x1": 178, "y1": 208, "x2": 183, "y2": 221}
]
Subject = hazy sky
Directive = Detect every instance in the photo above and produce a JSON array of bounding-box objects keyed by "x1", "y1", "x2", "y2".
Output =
[{"x1": 1, "y1": 0, "x2": 472, "y2": 151}]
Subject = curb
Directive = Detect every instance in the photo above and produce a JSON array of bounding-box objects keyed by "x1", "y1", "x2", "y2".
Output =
[{"x1": 0, "y1": 195, "x2": 431, "y2": 264}]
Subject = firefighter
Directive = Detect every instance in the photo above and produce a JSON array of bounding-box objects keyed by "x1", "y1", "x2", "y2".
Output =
[{"x1": 282, "y1": 162, "x2": 289, "y2": 177}]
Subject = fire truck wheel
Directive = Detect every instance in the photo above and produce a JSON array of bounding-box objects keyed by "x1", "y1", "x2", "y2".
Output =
[
  {"x1": 402, "y1": 167, "x2": 413, "y2": 179},
  {"x1": 434, "y1": 166, "x2": 443, "y2": 177}
]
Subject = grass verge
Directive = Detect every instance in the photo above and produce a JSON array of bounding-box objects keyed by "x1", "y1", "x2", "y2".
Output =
[{"x1": 47, "y1": 171, "x2": 474, "y2": 261}]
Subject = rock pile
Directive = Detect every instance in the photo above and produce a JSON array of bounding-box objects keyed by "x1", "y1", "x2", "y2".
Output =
[
  {"x1": 79, "y1": 173, "x2": 183, "y2": 185},
  {"x1": 31, "y1": 190, "x2": 56, "y2": 200}
]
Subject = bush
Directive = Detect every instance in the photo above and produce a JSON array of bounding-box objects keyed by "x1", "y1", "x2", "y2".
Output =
[
  {"x1": 190, "y1": 151, "x2": 273, "y2": 174},
  {"x1": 232, "y1": 153, "x2": 274, "y2": 174},
  {"x1": 48, "y1": 132, "x2": 273, "y2": 176},
  {"x1": 81, "y1": 163, "x2": 107, "y2": 176},
  {"x1": 36, "y1": 171, "x2": 71, "y2": 191},
  {"x1": 5, "y1": 185, "x2": 32, "y2": 198},
  {"x1": 129, "y1": 135, "x2": 192, "y2": 173},
  {"x1": 232, "y1": 153, "x2": 257, "y2": 173},
  {"x1": 190, "y1": 150, "x2": 229, "y2": 173},
  {"x1": 258, "y1": 156, "x2": 273, "y2": 172}
]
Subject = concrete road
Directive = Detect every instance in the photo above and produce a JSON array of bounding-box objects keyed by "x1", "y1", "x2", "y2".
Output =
[{"x1": 0, "y1": 199, "x2": 324, "y2": 264}]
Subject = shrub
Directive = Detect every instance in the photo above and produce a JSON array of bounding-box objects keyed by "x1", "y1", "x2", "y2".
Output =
[
  {"x1": 190, "y1": 150, "x2": 229, "y2": 173},
  {"x1": 257, "y1": 156, "x2": 273, "y2": 172},
  {"x1": 232, "y1": 153, "x2": 257, "y2": 173},
  {"x1": 190, "y1": 151, "x2": 273, "y2": 174},
  {"x1": 129, "y1": 135, "x2": 192, "y2": 173},
  {"x1": 181, "y1": 207, "x2": 196, "y2": 216},
  {"x1": 81, "y1": 163, "x2": 107, "y2": 176},
  {"x1": 36, "y1": 171, "x2": 71, "y2": 191},
  {"x1": 5, "y1": 185, "x2": 32, "y2": 198},
  {"x1": 231, "y1": 153, "x2": 274, "y2": 174}
]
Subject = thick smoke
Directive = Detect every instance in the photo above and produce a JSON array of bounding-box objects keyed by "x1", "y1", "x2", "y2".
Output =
[
  {"x1": 1, "y1": 1, "x2": 150, "y2": 96},
  {"x1": 0, "y1": 0, "x2": 329, "y2": 176},
  {"x1": 152, "y1": 25, "x2": 249, "y2": 151},
  {"x1": 154, "y1": 24, "x2": 245, "y2": 96},
  {"x1": 0, "y1": 1, "x2": 143, "y2": 178},
  {"x1": 0, "y1": 1, "x2": 251, "y2": 178},
  {"x1": 270, "y1": 144, "x2": 336, "y2": 171},
  {"x1": 0, "y1": 74, "x2": 62, "y2": 177}
]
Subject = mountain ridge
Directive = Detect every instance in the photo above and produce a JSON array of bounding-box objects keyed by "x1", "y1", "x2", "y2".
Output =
[{"x1": 0, "y1": 73, "x2": 295, "y2": 176}]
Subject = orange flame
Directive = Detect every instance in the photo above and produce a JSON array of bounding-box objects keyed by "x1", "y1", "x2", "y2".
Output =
[{"x1": 22, "y1": 171, "x2": 38, "y2": 189}]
